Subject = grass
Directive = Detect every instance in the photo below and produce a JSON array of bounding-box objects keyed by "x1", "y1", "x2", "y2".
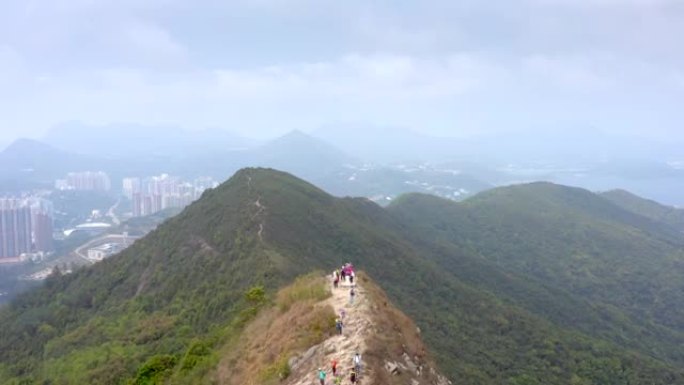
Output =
[
  {"x1": 215, "y1": 271, "x2": 335, "y2": 385},
  {"x1": 276, "y1": 271, "x2": 331, "y2": 312}
]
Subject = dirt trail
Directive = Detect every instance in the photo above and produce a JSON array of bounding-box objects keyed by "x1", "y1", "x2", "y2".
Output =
[
  {"x1": 287, "y1": 277, "x2": 372, "y2": 385},
  {"x1": 247, "y1": 174, "x2": 266, "y2": 241}
]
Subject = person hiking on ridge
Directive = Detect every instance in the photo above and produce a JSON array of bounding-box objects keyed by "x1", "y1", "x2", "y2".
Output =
[
  {"x1": 349, "y1": 286, "x2": 355, "y2": 305},
  {"x1": 335, "y1": 317, "x2": 343, "y2": 335},
  {"x1": 353, "y1": 352, "x2": 362, "y2": 375},
  {"x1": 318, "y1": 367, "x2": 326, "y2": 385},
  {"x1": 350, "y1": 368, "x2": 357, "y2": 384},
  {"x1": 333, "y1": 270, "x2": 339, "y2": 289},
  {"x1": 331, "y1": 358, "x2": 338, "y2": 376}
]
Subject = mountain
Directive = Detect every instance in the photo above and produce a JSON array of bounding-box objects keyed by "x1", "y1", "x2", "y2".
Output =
[
  {"x1": 1, "y1": 169, "x2": 683, "y2": 384},
  {"x1": 601, "y1": 189, "x2": 684, "y2": 232},
  {"x1": 248, "y1": 130, "x2": 355, "y2": 180},
  {"x1": 0, "y1": 139, "x2": 103, "y2": 190},
  {"x1": 43, "y1": 122, "x2": 257, "y2": 158},
  {"x1": 389, "y1": 183, "x2": 684, "y2": 359}
]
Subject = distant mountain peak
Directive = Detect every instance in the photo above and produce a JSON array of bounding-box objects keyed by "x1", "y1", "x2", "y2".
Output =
[{"x1": 2, "y1": 138, "x2": 62, "y2": 155}]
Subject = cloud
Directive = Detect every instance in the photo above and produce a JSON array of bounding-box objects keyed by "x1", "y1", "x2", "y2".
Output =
[
  {"x1": 119, "y1": 21, "x2": 187, "y2": 63},
  {"x1": 0, "y1": 0, "x2": 682, "y2": 142},
  {"x1": 521, "y1": 54, "x2": 611, "y2": 91}
]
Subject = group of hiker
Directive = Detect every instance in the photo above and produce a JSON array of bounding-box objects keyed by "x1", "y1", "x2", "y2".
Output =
[
  {"x1": 317, "y1": 263, "x2": 363, "y2": 384},
  {"x1": 333, "y1": 263, "x2": 357, "y2": 305},
  {"x1": 333, "y1": 263, "x2": 356, "y2": 288},
  {"x1": 318, "y1": 353, "x2": 362, "y2": 385}
]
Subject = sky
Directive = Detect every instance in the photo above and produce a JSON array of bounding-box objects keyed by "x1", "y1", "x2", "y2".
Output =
[{"x1": 0, "y1": 0, "x2": 683, "y2": 144}]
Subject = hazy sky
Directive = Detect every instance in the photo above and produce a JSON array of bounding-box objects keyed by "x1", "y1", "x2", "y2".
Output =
[{"x1": 0, "y1": 0, "x2": 682, "y2": 144}]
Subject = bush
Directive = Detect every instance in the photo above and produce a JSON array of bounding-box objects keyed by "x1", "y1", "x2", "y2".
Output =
[{"x1": 129, "y1": 354, "x2": 177, "y2": 385}]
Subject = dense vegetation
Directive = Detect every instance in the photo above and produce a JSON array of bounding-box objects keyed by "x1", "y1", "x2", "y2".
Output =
[
  {"x1": 601, "y1": 189, "x2": 684, "y2": 232},
  {"x1": 0, "y1": 265, "x2": 40, "y2": 306},
  {"x1": 1, "y1": 169, "x2": 683, "y2": 384},
  {"x1": 389, "y1": 183, "x2": 684, "y2": 366}
]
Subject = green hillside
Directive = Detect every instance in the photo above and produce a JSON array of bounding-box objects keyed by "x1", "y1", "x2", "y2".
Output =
[
  {"x1": 602, "y1": 189, "x2": 684, "y2": 232},
  {"x1": 389, "y1": 183, "x2": 684, "y2": 362},
  {"x1": 1, "y1": 170, "x2": 683, "y2": 384}
]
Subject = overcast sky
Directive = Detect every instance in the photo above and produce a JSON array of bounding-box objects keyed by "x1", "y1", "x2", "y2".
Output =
[{"x1": 0, "y1": 0, "x2": 682, "y2": 144}]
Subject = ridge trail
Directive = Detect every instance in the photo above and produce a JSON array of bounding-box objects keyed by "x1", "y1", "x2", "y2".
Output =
[
  {"x1": 247, "y1": 174, "x2": 266, "y2": 240},
  {"x1": 287, "y1": 277, "x2": 372, "y2": 385}
]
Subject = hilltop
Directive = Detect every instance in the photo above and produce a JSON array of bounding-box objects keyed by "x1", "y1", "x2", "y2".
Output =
[
  {"x1": 1, "y1": 169, "x2": 684, "y2": 384},
  {"x1": 0, "y1": 138, "x2": 99, "y2": 189}
]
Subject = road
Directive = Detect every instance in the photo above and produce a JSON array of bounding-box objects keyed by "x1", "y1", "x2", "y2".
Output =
[
  {"x1": 73, "y1": 234, "x2": 138, "y2": 264},
  {"x1": 107, "y1": 199, "x2": 121, "y2": 226}
]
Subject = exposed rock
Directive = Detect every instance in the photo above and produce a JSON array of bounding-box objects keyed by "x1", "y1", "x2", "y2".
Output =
[
  {"x1": 291, "y1": 344, "x2": 318, "y2": 371},
  {"x1": 385, "y1": 361, "x2": 400, "y2": 375},
  {"x1": 403, "y1": 352, "x2": 418, "y2": 373}
]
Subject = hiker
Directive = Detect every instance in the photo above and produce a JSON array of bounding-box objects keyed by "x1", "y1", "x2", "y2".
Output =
[
  {"x1": 353, "y1": 352, "x2": 362, "y2": 375},
  {"x1": 318, "y1": 367, "x2": 326, "y2": 385},
  {"x1": 333, "y1": 272, "x2": 339, "y2": 289},
  {"x1": 335, "y1": 317, "x2": 343, "y2": 335},
  {"x1": 350, "y1": 368, "x2": 357, "y2": 384},
  {"x1": 340, "y1": 309, "x2": 346, "y2": 321},
  {"x1": 349, "y1": 287, "x2": 355, "y2": 304},
  {"x1": 331, "y1": 358, "x2": 338, "y2": 376},
  {"x1": 349, "y1": 270, "x2": 355, "y2": 285}
]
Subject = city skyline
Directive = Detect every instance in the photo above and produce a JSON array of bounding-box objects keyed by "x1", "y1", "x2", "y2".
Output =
[{"x1": 0, "y1": 197, "x2": 54, "y2": 260}]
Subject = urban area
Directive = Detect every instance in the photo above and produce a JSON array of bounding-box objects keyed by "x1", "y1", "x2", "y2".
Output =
[{"x1": 0, "y1": 171, "x2": 219, "y2": 281}]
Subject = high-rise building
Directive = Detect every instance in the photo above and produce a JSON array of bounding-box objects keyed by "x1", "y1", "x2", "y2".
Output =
[
  {"x1": 0, "y1": 199, "x2": 32, "y2": 259},
  {"x1": 64, "y1": 171, "x2": 111, "y2": 191},
  {"x1": 142, "y1": 196, "x2": 152, "y2": 216},
  {"x1": 54, "y1": 179, "x2": 69, "y2": 190},
  {"x1": 122, "y1": 177, "x2": 141, "y2": 199},
  {"x1": 129, "y1": 175, "x2": 219, "y2": 217},
  {"x1": 152, "y1": 194, "x2": 162, "y2": 213},
  {"x1": 31, "y1": 199, "x2": 54, "y2": 253}
]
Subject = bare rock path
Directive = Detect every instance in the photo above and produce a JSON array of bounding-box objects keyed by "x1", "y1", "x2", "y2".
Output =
[{"x1": 287, "y1": 277, "x2": 372, "y2": 385}]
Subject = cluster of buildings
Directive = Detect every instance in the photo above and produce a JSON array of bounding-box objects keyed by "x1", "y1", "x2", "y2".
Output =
[
  {"x1": 0, "y1": 198, "x2": 54, "y2": 261},
  {"x1": 87, "y1": 242, "x2": 123, "y2": 262},
  {"x1": 123, "y1": 175, "x2": 219, "y2": 217},
  {"x1": 55, "y1": 171, "x2": 111, "y2": 191}
]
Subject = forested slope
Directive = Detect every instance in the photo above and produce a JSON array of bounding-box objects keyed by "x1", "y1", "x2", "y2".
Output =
[
  {"x1": 602, "y1": 189, "x2": 684, "y2": 232},
  {"x1": 1, "y1": 170, "x2": 683, "y2": 384}
]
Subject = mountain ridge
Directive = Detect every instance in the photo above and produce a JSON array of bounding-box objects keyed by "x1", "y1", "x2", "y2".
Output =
[{"x1": 1, "y1": 169, "x2": 684, "y2": 384}]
